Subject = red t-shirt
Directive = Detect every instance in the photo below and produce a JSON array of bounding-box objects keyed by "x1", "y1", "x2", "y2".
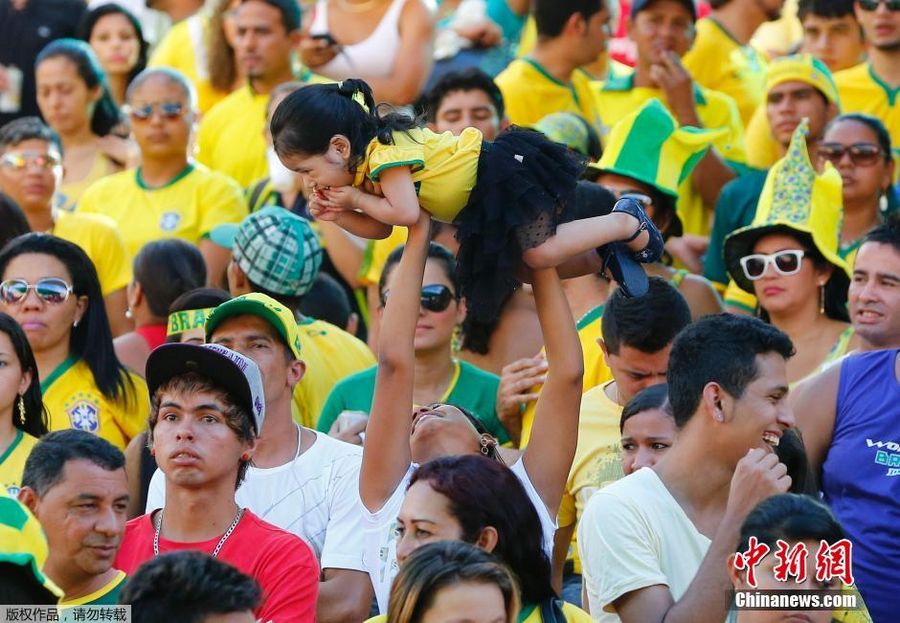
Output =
[{"x1": 115, "y1": 509, "x2": 319, "y2": 623}]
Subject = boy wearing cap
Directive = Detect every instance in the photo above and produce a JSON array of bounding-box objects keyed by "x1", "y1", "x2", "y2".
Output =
[
  {"x1": 705, "y1": 55, "x2": 839, "y2": 300},
  {"x1": 146, "y1": 293, "x2": 372, "y2": 622},
  {"x1": 216, "y1": 206, "x2": 375, "y2": 429},
  {"x1": 592, "y1": 0, "x2": 745, "y2": 239},
  {"x1": 115, "y1": 343, "x2": 319, "y2": 623}
]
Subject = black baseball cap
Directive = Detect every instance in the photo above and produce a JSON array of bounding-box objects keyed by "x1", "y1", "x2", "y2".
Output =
[{"x1": 631, "y1": 0, "x2": 697, "y2": 20}]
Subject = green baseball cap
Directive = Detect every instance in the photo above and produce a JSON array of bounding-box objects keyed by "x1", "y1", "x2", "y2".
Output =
[
  {"x1": 205, "y1": 292, "x2": 303, "y2": 359},
  {"x1": 211, "y1": 207, "x2": 323, "y2": 298}
]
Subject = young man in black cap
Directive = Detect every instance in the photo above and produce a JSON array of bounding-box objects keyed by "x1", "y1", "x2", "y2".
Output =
[{"x1": 115, "y1": 343, "x2": 319, "y2": 622}]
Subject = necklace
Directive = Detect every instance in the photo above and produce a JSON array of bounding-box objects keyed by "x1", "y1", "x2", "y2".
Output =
[
  {"x1": 336, "y1": 0, "x2": 384, "y2": 13},
  {"x1": 153, "y1": 507, "x2": 244, "y2": 558}
]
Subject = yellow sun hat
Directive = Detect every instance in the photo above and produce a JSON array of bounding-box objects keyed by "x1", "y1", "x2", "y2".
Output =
[
  {"x1": 724, "y1": 119, "x2": 850, "y2": 295},
  {"x1": 0, "y1": 495, "x2": 63, "y2": 601}
]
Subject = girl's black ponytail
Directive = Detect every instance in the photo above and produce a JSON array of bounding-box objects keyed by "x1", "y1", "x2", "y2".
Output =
[{"x1": 271, "y1": 78, "x2": 418, "y2": 171}]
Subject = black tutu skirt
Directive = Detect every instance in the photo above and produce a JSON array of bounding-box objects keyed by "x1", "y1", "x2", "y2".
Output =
[{"x1": 454, "y1": 127, "x2": 585, "y2": 323}]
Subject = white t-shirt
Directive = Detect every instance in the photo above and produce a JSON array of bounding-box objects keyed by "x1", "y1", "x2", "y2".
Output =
[
  {"x1": 147, "y1": 427, "x2": 365, "y2": 572},
  {"x1": 578, "y1": 467, "x2": 711, "y2": 622},
  {"x1": 363, "y1": 458, "x2": 557, "y2": 613}
]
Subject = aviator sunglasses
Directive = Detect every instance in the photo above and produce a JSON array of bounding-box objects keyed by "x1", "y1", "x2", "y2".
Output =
[
  {"x1": 124, "y1": 101, "x2": 187, "y2": 122},
  {"x1": 0, "y1": 278, "x2": 74, "y2": 305},
  {"x1": 739, "y1": 250, "x2": 806, "y2": 281},
  {"x1": 380, "y1": 284, "x2": 456, "y2": 312},
  {"x1": 817, "y1": 143, "x2": 884, "y2": 167}
]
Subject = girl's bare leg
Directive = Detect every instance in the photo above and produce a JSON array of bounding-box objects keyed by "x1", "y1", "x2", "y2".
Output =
[{"x1": 521, "y1": 213, "x2": 649, "y2": 271}]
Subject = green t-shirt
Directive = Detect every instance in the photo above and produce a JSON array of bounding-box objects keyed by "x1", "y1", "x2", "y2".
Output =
[
  {"x1": 704, "y1": 169, "x2": 767, "y2": 287},
  {"x1": 317, "y1": 360, "x2": 509, "y2": 444}
]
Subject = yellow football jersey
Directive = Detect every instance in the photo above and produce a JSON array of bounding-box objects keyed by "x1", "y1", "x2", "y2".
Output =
[
  {"x1": 196, "y1": 86, "x2": 269, "y2": 188},
  {"x1": 683, "y1": 18, "x2": 769, "y2": 126},
  {"x1": 77, "y1": 164, "x2": 247, "y2": 258},
  {"x1": 0, "y1": 430, "x2": 39, "y2": 498},
  {"x1": 52, "y1": 210, "x2": 132, "y2": 297},
  {"x1": 834, "y1": 62, "x2": 900, "y2": 149},
  {"x1": 292, "y1": 318, "x2": 375, "y2": 429},
  {"x1": 559, "y1": 382, "x2": 625, "y2": 575},
  {"x1": 41, "y1": 357, "x2": 149, "y2": 449},
  {"x1": 495, "y1": 59, "x2": 605, "y2": 136},
  {"x1": 520, "y1": 303, "x2": 612, "y2": 447}
]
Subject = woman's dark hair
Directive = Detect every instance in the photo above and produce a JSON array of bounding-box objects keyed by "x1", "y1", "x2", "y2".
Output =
[
  {"x1": 120, "y1": 551, "x2": 262, "y2": 623},
  {"x1": 0, "y1": 313, "x2": 48, "y2": 438},
  {"x1": 619, "y1": 383, "x2": 672, "y2": 434},
  {"x1": 388, "y1": 541, "x2": 519, "y2": 623},
  {"x1": 77, "y1": 3, "x2": 149, "y2": 87},
  {"x1": 271, "y1": 79, "x2": 419, "y2": 172},
  {"x1": 826, "y1": 113, "x2": 893, "y2": 164},
  {"x1": 775, "y1": 428, "x2": 816, "y2": 495},
  {"x1": 752, "y1": 227, "x2": 849, "y2": 322},
  {"x1": 409, "y1": 455, "x2": 556, "y2": 606},
  {"x1": 0, "y1": 234, "x2": 135, "y2": 405},
  {"x1": 379, "y1": 241, "x2": 460, "y2": 301},
  {"x1": 207, "y1": 0, "x2": 239, "y2": 93},
  {"x1": 459, "y1": 290, "x2": 514, "y2": 355},
  {"x1": 133, "y1": 240, "x2": 207, "y2": 319},
  {"x1": 737, "y1": 493, "x2": 845, "y2": 553},
  {"x1": 35, "y1": 39, "x2": 123, "y2": 137},
  {"x1": 0, "y1": 194, "x2": 30, "y2": 250}
]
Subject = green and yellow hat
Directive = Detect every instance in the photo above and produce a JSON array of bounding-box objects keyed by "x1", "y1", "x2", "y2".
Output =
[
  {"x1": 724, "y1": 119, "x2": 850, "y2": 294},
  {"x1": 205, "y1": 292, "x2": 303, "y2": 359},
  {"x1": 0, "y1": 495, "x2": 63, "y2": 601},
  {"x1": 588, "y1": 98, "x2": 726, "y2": 238},
  {"x1": 166, "y1": 307, "x2": 216, "y2": 337}
]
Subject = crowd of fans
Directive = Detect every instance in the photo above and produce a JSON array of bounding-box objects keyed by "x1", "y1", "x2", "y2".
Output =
[{"x1": 0, "y1": 0, "x2": 898, "y2": 621}]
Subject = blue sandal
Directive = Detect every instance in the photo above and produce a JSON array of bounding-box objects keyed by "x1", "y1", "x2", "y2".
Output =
[{"x1": 596, "y1": 198, "x2": 665, "y2": 298}]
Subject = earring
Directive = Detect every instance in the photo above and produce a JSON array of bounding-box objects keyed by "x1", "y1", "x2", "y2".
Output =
[
  {"x1": 819, "y1": 284, "x2": 825, "y2": 315},
  {"x1": 479, "y1": 437, "x2": 492, "y2": 456},
  {"x1": 72, "y1": 319, "x2": 79, "y2": 328},
  {"x1": 125, "y1": 307, "x2": 133, "y2": 320},
  {"x1": 17, "y1": 395, "x2": 25, "y2": 426},
  {"x1": 451, "y1": 324, "x2": 462, "y2": 353},
  {"x1": 240, "y1": 452, "x2": 251, "y2": 462},
  {"x1": 879, "y1": 191, "x2": 889, "y2": 214}
]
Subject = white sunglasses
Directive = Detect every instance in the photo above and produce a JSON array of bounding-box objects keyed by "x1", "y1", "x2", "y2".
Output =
[{"x1": 739, "y1": 250, "x2": 806, "y2": 281}]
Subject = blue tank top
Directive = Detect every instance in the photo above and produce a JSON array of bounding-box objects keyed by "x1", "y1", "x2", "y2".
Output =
[{"x1": 823, "y1": 349, "x2": 899, "y2": 623}]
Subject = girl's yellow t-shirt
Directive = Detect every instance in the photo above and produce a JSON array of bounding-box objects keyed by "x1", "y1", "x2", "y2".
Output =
[
  {"x1": 354, "y1": 127, "x2": 483, "y2": 224},
  {"x1": 41, "y1": 356, "x2": 149, "y2": 449}
]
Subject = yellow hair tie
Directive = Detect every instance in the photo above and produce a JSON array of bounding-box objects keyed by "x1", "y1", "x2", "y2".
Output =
[{"x1": 166, "y1": 308, "x2": 216, "y2": 337}]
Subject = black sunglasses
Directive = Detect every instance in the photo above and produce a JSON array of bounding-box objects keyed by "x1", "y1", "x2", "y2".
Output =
[
  {"x1": 857, "y1": 0, "x2": 900, "y2": 11},
  {"x1": 817, "y1": 143, "x2": 884, "y2": 167},
  {"x1": 380, "y1": 284, "x2": 456, "y2": 312}
]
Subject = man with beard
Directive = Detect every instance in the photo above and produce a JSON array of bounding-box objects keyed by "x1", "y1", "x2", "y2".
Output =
[
  {"x1": 18, "y1": 430, "x2": 130, "y2": 605},
  {"x1": 682, "y1": 0, "x2": 787, "y2": 126},
  {"x1": 834, "y1": 0, "x2": 900, "y2": 147}
]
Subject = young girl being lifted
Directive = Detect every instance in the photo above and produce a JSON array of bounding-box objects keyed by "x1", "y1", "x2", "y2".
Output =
[{"x1": 270, "y1": 78, "x2": 663, "y2": 321}]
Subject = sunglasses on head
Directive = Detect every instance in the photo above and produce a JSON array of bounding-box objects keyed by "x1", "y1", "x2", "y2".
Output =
[
  {"x1": 381, "y1": 284, "x2": 456, "y2": 312},
  {"x1": 740, "y1": 250, "x2": 806, "y2": 281},
  {"x1": 817, "y1": 143, "x2": 884, "y2": 167},
  {"x1": 0, "y1": 278, "x2": 73, "y2": 305},
  {"x1": 125, "y1": 101, "x2": 187, "y2": 121},
  {"x1": 857, "y1": 0, "x2": 900, "y2": 11},
  {"x1": 0, "y1": 151, "x2": 61, "y2": 171}
]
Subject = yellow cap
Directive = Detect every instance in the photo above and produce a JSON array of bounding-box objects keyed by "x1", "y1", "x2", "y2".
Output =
[
  {"x1": 765, "y1": 54, "x2": 840, "y2": 106},
  {"x1": 205, "y1": 293, "x2": 302, "y2": 359}
]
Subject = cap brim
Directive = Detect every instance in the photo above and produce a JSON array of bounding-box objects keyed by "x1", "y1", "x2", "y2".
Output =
[
  {"x1": 205, "y1": 298, "x2": 300, "y2": 359},
  {"x1": 145, "y1": 343, "x2": 258, "y2": 434},
  {"x1": 209, "y1": 223, "x2": 240, "y2": 249}
]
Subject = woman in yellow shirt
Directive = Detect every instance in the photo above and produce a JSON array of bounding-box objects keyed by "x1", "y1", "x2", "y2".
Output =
[
  {"x1": 0, "y1": 313, "x2": 47, "y2": 498},
  {"x1": 0, "y1": 234, "x2": 148, "y2": 449}
]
